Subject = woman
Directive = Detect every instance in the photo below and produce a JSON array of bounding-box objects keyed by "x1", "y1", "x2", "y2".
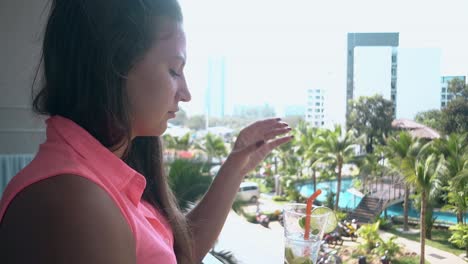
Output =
[{"x1": 0, "y1": 1, "x2": 292, "y2": 263}]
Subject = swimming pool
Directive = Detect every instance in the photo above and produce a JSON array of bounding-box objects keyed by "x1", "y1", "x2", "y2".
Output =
[
  {"x1": 298, "y1": 178, "x2": 362, "y2": 209},
  {"x1": 298, "y1": 179, "x2": 465, "y2": 224},
  {"x1": 384, "y1": 204, "x2": 468, "y2": 224}
]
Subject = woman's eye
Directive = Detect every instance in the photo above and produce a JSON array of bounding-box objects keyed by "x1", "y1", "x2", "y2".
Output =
[{"x1": 169, "y1": 69, "x2": 181, "y2": 77}]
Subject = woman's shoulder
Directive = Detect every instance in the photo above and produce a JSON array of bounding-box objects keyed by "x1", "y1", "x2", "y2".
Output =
[
  {"x1": 0, "y1": 174, "x2": 136, "y2": 263},
  {"x1": 0, "y1": 144, "x2": 102, "y2": 225}
]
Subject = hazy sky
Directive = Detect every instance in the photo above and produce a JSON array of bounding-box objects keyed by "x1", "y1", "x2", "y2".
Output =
[{"x1": 177, "y1": 0, "x2": 468, "y2": 125}]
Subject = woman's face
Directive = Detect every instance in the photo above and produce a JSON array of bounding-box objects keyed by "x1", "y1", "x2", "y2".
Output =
[{"x1": 126, "y1": 20, "x2": 191, "y2": 138}]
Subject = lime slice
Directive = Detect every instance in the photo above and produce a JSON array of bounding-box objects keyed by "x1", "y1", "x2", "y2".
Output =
[
  {"x1": 292, "y1": 256, "x2": 310, "y2": 264},
  {"x1": 298, "y1": 207, "x2": 338, "y2": 234},
  {"x1": 311, "y1": 207, "x2": 338, "y2": 234},
  {"x1": 285, "y1": 247, "x2": 295, "y2": 263}
]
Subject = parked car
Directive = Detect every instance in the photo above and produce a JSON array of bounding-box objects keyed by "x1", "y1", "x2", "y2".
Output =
[{"x1": 236, "y1": 182, "x2": 260, "y2": 203}]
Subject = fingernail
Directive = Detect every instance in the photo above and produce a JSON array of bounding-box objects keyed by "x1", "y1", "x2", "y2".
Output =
[
  {"x1": 276, "y1": 118, "x2": 281, "y2": 121},
  {"x1": 287, "y1": 127, "x2": 292, "y2": 131},
  {"x1": 256, "y1": 140, "x2": 265, "y2": 148}
]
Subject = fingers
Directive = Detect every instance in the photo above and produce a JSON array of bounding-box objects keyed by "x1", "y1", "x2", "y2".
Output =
[
  {"x1": 254, "y1": 118, "x2": 284, "y2": 131},
  {"x1": 272, "y1": 121, "x2": 289, "y2": 130},
  {"x1": 264, "y1": 127, "x2": 292, "y2": 141},
  {"x1": 265, "y1": 135, "x2": 294, "y2": 151},
  {"x1": 246, "y1": 119, "x2": 288, "y2": 138},
  {"x1": 232, "y1": 139, "x2": 266, "y2": 156},
  {"x1": 239, "y1": 135, "x2": 293, "y2": 156}
]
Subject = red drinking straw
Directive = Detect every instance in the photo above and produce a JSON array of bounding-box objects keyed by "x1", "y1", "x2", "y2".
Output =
[{"x1": 304, "y1": 189, "x2": 322, "y2": 240}]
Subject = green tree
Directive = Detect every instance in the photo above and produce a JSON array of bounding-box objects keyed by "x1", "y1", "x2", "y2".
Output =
[
  {"x1": 163, "y1": 133, "x2": 192, "y2": 151},
  {"x1": 386, "y1": 131, "x2": 417, "y2": 231},
  {"x1": 402, "y1": 153, "x2": 445, "y2": 264},
  {"x1": 233, "y1": 104, "x2": 276, "y2": 119},
  {"x1": 187, "y1": 115, "x2": 206, "y2": 130},
  {"x1": 162, "y1": 133, "x2": 192, "y2": 160},
  {"x1": 373, "y1": 236, "x2": 401, "y2": 261},
  {"x1": 195, "y1": 133, "x2": 227, "y2": 164},
  {"x1": 449, "y1": 223, "x2": 468, "y2": 258},
  {"x1": 448, "y1": 77, "x2": 468, "y2": 99},
  {"x1": 168, "y1": 159, "x2": 213, "y2": 210},
  {"x1": 356, "y1": 221, "x2": 381, "y2": 252},
  {"x1": 433, "y1": 133, "x2": 468, "y2": 224},
  {"x1": 356, "y1": 151, "x2": 384, "y2": 195},
  {"x1": 440, "y1": 78, "x2": 468, "y2": 134},
  {"x1": 272, "y1": 139, "x2": 301, "y2": 198},
  {"x1": 442, "y1": 98, "x2": 468, "y2": 134},
  {"x1": 415, "y1": 109, "x2": 444, "y2": 132},
  {"x1": 168, "y1": 108, "x2": 188, "y2": 126},
  {"x1": 316, "y1": 125, "x2": 357, "y2": 210},
  {"x1": 347, "y1": 95, "x2": 394, "y2": 153},
  {"x1": 296, "y1": 121, "x2": 322, "y2": 192}
]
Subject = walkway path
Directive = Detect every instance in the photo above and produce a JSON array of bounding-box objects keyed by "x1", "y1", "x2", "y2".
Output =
[{"x1": 379, "y1": 231, "x2": 467, "y2": 264}]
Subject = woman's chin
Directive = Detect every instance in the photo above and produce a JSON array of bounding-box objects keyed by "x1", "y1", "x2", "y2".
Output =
[{"x1": 134, "y1": 124, "x2": 166, "y2": 137}]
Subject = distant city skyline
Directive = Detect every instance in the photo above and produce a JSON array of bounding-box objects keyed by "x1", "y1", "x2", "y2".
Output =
[
  {"x1": 205, "y1": 57, "x2": 226, "y2": 118},
  {"x1": 178, "y1": 0, "x2": 468, "y2": 127}
]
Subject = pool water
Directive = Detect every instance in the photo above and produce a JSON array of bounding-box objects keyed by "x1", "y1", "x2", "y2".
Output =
[
  {"x1": 298, "y1": 179, "x2": 362, "y2": 209},
  {"x1": 299, "y1": 179, "x2": 465, "y2": 224},
  {"x1": 384, "y1": 204, "x2": 468, "y2": 224}
]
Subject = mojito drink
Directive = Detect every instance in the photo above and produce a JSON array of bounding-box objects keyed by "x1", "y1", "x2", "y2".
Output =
[{"x1": 283, "y1": 204, "x2": 336, "y2": 264}]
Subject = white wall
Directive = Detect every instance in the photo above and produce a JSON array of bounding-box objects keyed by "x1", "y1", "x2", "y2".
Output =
[
  {"x1": 0, "y1": 0, "x2": 49, "y2": 154},
  {"x1": 354, "y1": 47, "x2": 393, "y2": 100},
  {"x1": 396, "y1": 48, "x2": 441, "y2": 119}
]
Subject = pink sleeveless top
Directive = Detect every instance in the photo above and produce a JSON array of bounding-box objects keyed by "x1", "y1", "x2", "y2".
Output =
[{"x1": 0, "y1": 116, "x2": 177, "y2": 264}]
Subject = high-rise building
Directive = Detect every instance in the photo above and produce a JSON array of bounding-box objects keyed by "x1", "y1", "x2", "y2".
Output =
[
  {"x1": 396, "y1": 48, "x2": 441, "y2": 119},
  {"x1": 205, "y1": 57, "x2": 226, "y2": 119},
  {"x1": 305, "y1": 88, "x2": 325, "y2": 127},
  {"x1": 441, "y1": 76, "x2": 465, "y2": 108},
  {"x1": 347, "y1": 33, "x2": 443, "y2": 120},
  {"x1": 347, "y1": 33, "x2": 399, "y2": 117}
]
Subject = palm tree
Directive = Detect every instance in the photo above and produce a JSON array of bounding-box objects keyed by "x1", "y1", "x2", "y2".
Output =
[
  {"x1": 432, "y1": 133, "x2": 468, "y2": 224},
  {"x1": 162, "y1": 133, "x2": 192, "y2": 160},
  {"x1": 195, "y1": 133, "x2": 228, "y2": 164},
  {"x1": 402, "y1": 153, "x2": 445, "y2": 264},
  {"x1": 316, "y1": 125, "x2": 357, "y2": 211},
  {"x1": 386, "y1": 131, "x2": 416, "y2": 231},
  {"x1": 449, "y1": 166, "x2": 468, "y2": 224},
  {"x1": 173, "y1": 132, "x2": 192, "y2": 151},
  {"x1": 272, "y1": 139, "x2": 300, "y2": 197},
  {"x1": 357, "y1": 152, "x2": 382, "y2": 195},
  {"x1": 449, "y1": 223, "x2": 468, "y2": 258},
  {"x1": 297, "y1": 122, "x2": 322, "y2": 192},
  {"x1": 168, "y1": 159, "x2": 213, "y2": 211}
]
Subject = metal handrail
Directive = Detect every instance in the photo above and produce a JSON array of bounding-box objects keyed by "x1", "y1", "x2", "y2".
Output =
[{"x1": 376, "y1": 189, "x2": 389, "y2": 213}]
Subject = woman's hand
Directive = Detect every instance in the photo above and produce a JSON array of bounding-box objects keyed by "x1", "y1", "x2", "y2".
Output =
[{"x1": 225, "y1": 118, "x2": 293, "y2": 177}]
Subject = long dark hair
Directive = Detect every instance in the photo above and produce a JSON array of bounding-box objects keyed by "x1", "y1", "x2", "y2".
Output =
[{"x1": 32, "y1": 1, "x2": 194, "y2": 263}]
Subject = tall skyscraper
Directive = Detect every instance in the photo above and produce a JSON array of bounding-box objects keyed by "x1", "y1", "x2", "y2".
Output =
[
  {"x1": 305, "y1": 88, "x2": 325, "y2": 127},
  {"x1": 396, "y1": 48, "x2": 441, "y2": 119},
  {"x1": 441, "y1": 76, "x2": 465, "y2": 108},
  {"x1": 347, "y1": 33, "x2": 443, "y2": 120},
  {"x1": 205, "y1": 57, "x2": 226, "y2": 119},
  {"x1": 346, "y1": 33, "x2": 399, "y2": 117}
]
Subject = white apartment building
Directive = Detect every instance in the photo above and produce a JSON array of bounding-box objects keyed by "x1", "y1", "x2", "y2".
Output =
[{"x1": 305, "y1": 88, "x2": 325, "y2": 127}]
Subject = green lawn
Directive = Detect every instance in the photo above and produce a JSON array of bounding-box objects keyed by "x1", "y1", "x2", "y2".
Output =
[{"x1": 387, "y1": 225, "x2": 464, "y2": 256}]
